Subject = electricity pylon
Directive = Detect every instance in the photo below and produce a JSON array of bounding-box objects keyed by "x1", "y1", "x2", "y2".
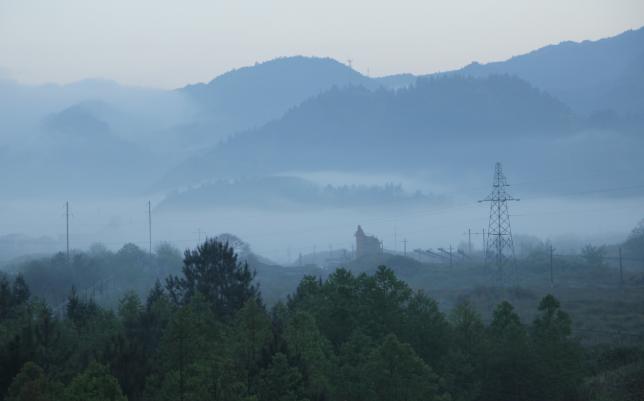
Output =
[{"x1": 478, "y1": 162, "x2": 519, "y2": 285}]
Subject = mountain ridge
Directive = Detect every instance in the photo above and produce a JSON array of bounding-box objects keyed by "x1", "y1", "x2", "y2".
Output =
[
  {"x1": 438, "y1": 26, "x2": 644, "y2": 114},
  {"x1": 158, "y1": 74, "x2": 576, "y2": 189}
]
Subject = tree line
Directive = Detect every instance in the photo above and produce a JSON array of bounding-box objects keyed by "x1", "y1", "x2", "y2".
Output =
[{"x1": 1, "y1": 239, "x2": 642, "y2": 401}]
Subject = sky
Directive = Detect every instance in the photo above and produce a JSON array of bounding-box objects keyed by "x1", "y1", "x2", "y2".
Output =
[{"x1": 1, "y1": 0, "x2": 643, "y2": 89}]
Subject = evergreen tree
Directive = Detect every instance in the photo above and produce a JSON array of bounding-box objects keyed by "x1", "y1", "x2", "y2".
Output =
[
  {"x1": 32, "y1": 302, "x2": 64, "y2": 374},
  {"x1": 64, "y1": 362, "x2": 127, "y2": 401},
  {"x1": 366, "y1": 334, "x2": 448, "y2": 401},
  {"x1": 232, "y1": 298, "x2": 272, "y2": 396},
  {"x1": 334, "y1": 332, "x2": 376, "y2": 401},
  {"x1": 103, "y1": 292, "x2": 147, "y2": 400},
  {"x1": 0, "y1": 275, "x2": 11, "y2": 320},
  {"x1": 314, "y1": 269, "x2": 359, "y2": 347},
  {"x1": 284, "y1": 311, "x2": 334, "y2": 400},
  {"x1": 402, "y1": 291, "x2": 450, "y2": 367},
  {"x1": 166, "y1": 239, "x2": 258, "y2": 319},
  {"x1": 258, "y1": 353, "x2": 305, "y2": 401},
  {"x1": 11, "y1": 275, "x2": 30, "y2": 306},
  {"x1": 443, "y1": 302, "x2": 487, "y2": 401},
  {"x1": 481, "y1": 301, "x2": 536, "y2": 401},
  {"x1": 531, "y1": 295, "x2": 582, "y2": 401},
  {"x1": 361, "y1": 266, "x2": 411, "y2": 338},
  {"x1": 7, "y1": 362, "x2": 63, "y2": 401}
]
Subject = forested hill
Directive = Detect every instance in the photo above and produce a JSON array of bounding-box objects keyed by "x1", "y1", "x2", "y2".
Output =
[
  {"x1": 163, "y1": 74, "x2": 573, "y2": 185},
  {"x1": 443, "y1": 26, "x2": 644, "y2": 115},
  {"x1": 2, "y1": 29, "x2": 643, "y2": 199},
  {"x1": 180, "y1": 56, "x2": 377, "y2": 135}
]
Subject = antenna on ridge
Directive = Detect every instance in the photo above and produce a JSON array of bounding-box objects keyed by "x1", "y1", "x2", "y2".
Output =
[{"x1": 478, "y1": 162, "x2": 519, "y2": 285}]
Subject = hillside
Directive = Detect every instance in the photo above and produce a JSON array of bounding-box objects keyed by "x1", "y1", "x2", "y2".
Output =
[
  {"x1": 443, "y1": 26, "x2": 644, "y2": 115},
  {"x1": 161, "y1": 74, "x2": 575, "y2": 187},
  {"x1": 177, "y1": 56, "x2": 410, "y2": 147},
  {"x1": 2, "y1": 29, "x2": 643, "y2": 200}
]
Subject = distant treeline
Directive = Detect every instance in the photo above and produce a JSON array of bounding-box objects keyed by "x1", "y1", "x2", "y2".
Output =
[
  {"x1": 1, "y1": 239, "x2": 643, "y2": 401},
  {"x1": 158, "y1": 176, "x2": 436, "y2": 210},
  {"x1": 4, "y1": 243, "x2": 183, "y2": 309},
  {"x1": 4, "y1": 219, "x2": 643, "y2": 310}
]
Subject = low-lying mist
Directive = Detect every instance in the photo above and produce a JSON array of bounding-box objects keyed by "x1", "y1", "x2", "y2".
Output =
[{"x1": 0, "y1": 188, "x2": 640, "y2": 266}]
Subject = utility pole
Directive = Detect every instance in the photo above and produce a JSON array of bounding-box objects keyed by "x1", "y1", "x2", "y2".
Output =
[
  {"x1": 148, "y1": 201, "x2": 152, "y2": 256},
  {"x1": 479, "y1": 162, "x2": 519, "y2": 285},
  {"x1": 549, "y1": 244, "x2": 554, "y2": 288},
  {"x1": 66, "y1": 201, "x2": 70, "y2": 261},
  {"x1": 619, "y1": 247, "x2": 624, "y2": 287},
  {"x1": 403, "y1": 238, "x2": 407, "y2": 256},
  {"x1": 468, "y1": 228, "x2": 472, "y2": 254}
]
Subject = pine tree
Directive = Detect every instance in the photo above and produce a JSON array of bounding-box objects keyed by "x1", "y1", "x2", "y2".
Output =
[
  {"x1": 7, "y1": 362, "x2": 63, "y2": 401},
  {"x1": 531, "y1": 295, "x2": 582, "y2": 401},
  {"x1": 166, "y1": 239, "x2": 258, "y2": 319},
  {"x1": 64, "y1": 362, "x2": 127, "y2": 401}
]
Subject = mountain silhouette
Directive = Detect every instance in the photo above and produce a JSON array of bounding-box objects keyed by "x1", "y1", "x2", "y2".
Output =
[
  {"x1": 442, "y1": 27, "x2": 644, "y2": 115},
  {"x1": 176, "y1": 56, "x2": 414, "y2": 147},
  {"x1": 161, "y1": 74, "x2": 574, "y2": 187}
]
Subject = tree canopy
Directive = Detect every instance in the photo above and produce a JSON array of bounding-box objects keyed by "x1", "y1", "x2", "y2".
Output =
[{"x1": 0, "y1": 240, "x2": 640, "y2": 401}]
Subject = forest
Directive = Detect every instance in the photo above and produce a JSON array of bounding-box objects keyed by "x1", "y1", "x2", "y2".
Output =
[{"x1": 1, "y1": 239, "x2": 643, "y2": 401}]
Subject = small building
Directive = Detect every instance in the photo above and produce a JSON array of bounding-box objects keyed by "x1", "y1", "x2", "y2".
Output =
[{"x1": 355, "y1": 225, "x2": 381, "y2": 258}]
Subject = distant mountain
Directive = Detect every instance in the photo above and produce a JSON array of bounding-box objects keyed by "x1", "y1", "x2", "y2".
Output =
[
  {"x1": 38, "y1": 102, "x2": 151, "y2": 168},
  {"x1": 3, "y1": 28, "x2": 643, "y2": 200},
  {"x1": 161, "y1": 74, "x2": 574, "y2": 187},
  {"x1": 0, "y1": 78, "x2": 192, "y2": 146},
  {"x1": 0, "y1": 102, "x2": 156, "y2": 198},
  {"x1": 443, "y1": 27, "x2": 644, "y2": 115},
  {"x1": 177, "y1": 56, "x2": 413, "y2": 146},
  {"x1": 0, "y1": 79, "x2": 194, "y2": 198},
  {"x1": 43, "y1": 102, "x2": 113, "y2": 142}
]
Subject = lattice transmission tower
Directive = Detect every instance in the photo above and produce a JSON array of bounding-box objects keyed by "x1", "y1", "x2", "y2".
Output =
[{"x1": 478, "y1": 162, "x2": 519, "y2": 284}]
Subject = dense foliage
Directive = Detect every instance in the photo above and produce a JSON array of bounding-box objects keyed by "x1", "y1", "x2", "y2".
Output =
[{"x1": 1, "y1": 239, "x2": 642, "y2": 401}]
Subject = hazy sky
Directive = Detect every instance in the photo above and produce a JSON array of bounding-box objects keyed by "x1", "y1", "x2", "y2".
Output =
[{"x1": 1, "y1": 0, "x2": 643, "y2": 88}]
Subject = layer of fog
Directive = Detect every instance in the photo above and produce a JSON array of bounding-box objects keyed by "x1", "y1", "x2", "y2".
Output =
[{"x1": 0, "y1": 190, "x2": 640, "y2": 266}]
